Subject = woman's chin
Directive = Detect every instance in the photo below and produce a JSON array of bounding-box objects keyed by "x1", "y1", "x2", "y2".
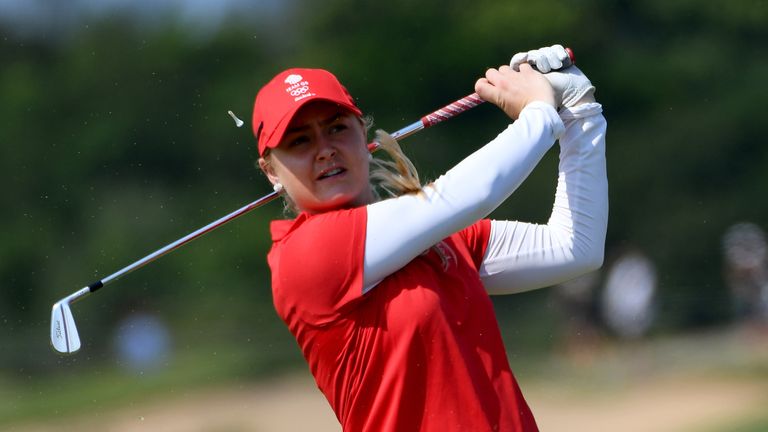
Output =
[{"x1": 305, "y1": 191, "x2": 372, "y2": 214}]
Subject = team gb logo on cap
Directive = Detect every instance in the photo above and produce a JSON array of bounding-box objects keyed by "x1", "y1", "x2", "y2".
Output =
[
  {"x1": 284, "y1": 74, "x2": 314, "y2": 102},
  {"x1": 284, "y1": 74, "x2": 302, "y2": 85}
]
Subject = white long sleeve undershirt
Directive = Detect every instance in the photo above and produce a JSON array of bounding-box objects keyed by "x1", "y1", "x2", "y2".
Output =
[
  {"x1": 481, "y1": 102, "x2": 607, "y2": 294},
  {"x1": 363, "y1": 101, "x2": 607, "y2": 295}
]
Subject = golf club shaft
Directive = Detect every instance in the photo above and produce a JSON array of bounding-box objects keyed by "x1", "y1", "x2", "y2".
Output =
[
  {"x1": 96, "y1": 190, "x2": 281, "y2": 288},
  {"x1": 82, "y1": 92, "x2": 489, "y2": 296}
]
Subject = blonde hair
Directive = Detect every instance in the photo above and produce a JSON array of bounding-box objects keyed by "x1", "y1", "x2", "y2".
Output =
[
  {"x1": 369, "y1": 128, "x2": 424, "y2": 198},
  {"x1": 261, "y1": 116, "x2": 424, "y2": 216}
]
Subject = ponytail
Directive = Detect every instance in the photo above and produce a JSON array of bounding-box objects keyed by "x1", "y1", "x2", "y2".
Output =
[{"x1": 369, "y1": 129, "x2": 424, "y2": 198}]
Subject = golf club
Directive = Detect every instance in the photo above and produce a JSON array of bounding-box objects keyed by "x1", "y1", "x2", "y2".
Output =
[{"x1": 51, "y1": 49, "x2": 575, "y2": 354}]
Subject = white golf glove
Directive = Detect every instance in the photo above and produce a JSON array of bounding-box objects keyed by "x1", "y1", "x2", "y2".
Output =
[{"x1": 510, "y1": 44, "x2": 595, "y2": 109}]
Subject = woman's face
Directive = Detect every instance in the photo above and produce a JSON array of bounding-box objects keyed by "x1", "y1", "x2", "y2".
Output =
[{"x1": 259, "y1": 101, "x2": 374, "y2": 214}]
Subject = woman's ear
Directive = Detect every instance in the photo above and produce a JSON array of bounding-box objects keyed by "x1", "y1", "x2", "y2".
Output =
[{"x1": 258, "y1": 157, "x2": 280, "y2": 186}]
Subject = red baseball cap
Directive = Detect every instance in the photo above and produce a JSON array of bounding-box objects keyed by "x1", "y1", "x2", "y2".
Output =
[{"x1": 252, "y1": 68, "x2": 362, "y2": 156}]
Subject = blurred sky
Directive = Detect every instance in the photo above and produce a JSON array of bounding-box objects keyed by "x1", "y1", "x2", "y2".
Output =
[{"x1": 0, "y1": 0, "x2": 290, "y2": 38}]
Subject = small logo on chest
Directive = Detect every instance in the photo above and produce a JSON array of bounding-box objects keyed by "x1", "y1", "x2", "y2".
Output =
[{"x1": 423, "y1": 240, "x2": 458, "y2": 271}]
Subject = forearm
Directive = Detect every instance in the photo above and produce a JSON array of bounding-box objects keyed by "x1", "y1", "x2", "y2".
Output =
[
  {"x1": 480, "y1": 102, "x2": 608, "y2": 294},
  {"x1": 363, "y1": 102, "x2": 565, "y2": 292}
]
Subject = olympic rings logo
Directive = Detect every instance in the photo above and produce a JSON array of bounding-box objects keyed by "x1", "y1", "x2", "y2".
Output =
[{"x1": 290, "y1": 86, "x2": 309, "y2": 96}]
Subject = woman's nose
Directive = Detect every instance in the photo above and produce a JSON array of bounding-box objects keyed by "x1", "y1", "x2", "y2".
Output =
[{"x1": 316, "y1": 137, "x2": 336, "y2": 160}]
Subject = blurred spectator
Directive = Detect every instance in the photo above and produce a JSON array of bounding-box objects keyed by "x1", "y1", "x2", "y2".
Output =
[
  {"x1": 600, "y1": 250, "x2": 657, "y2": 340},
  {"x1": 722, "y1": 222, "x2": 768, "y2": 328},
  {"x1": 113, "y1": 310, "x2": 172, "y2": 372}
]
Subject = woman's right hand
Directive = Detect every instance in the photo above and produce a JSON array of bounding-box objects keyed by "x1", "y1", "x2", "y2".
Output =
[{"x1": 474, "y1": 63, "x2": 555, "y2": 120}]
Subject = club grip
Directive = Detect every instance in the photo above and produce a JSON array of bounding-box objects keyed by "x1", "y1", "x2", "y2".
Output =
[
  {"x1": 566, "y1": 47, "x2": 575, "y2": 65},
  {"x1": 420, "y1": 94, "x2": 485, "y2": 128}
]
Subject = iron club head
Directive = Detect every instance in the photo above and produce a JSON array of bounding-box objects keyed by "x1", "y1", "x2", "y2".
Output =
[
  {"x1": 50, "y1": 286, "x2": 92, "y2": 354},
  {"x1": 50, "y1": 299, "x2": 81, "y2": 354}
]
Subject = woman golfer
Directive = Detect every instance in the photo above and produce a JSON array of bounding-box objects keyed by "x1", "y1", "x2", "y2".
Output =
[{"x1": 253, "y1": 44, "x2": 608, "y2": 431}]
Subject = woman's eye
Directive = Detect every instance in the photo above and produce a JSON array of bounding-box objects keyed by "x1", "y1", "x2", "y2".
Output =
[
  {"x1": 289, "y1": 136, "x2": 309, "y2": 147},
  {"x1": 329, "y1": 123, "x2": 347, "y2": 134}
]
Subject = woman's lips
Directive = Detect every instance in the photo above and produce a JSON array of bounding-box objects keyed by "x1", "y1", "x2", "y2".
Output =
[{"x1": 317, "y1": 167, "x2": 346, "y2": 180}]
